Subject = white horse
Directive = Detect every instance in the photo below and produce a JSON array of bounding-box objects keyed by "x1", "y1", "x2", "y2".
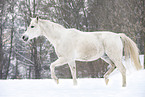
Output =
[{"x1": 22, "y1": 17, "x2": 142, "y2": 87}]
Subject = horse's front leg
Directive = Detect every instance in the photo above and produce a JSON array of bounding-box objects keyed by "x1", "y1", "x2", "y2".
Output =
[
  {"x1": 68, "y1": 61, "x2": 77, "y2": 85},
  {"x1": 50, "y1": 57, "x2": 67, "y2": 84}
]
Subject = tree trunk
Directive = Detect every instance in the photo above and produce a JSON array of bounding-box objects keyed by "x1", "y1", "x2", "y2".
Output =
[
  {"x1": 33, "y1": 39, "x2": 41, "y2": 79},
  {"x1": 143, "y1": 0, "x2": 145, "y2": 69},
  {"x1": 88, "y1": 62, "x2": 95, "y2": 78},
  {"x1": 0, "y1": 25, "x2": 3, "y2": 79},
  {"x1": 5, "y1": 26, "x2": 14, "y2": 79},
  {"x1": 0, "y1": 0, "x2": 5, "y2": 79},
  {"x1": 28, "y1": 66, "x2": 32, "y2": 79},
  {"x1": 142, "y1": 28, "x2": 145, "y2": 69}
]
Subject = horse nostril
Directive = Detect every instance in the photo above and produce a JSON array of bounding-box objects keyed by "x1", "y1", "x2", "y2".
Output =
[
  {"x1": 22, "y1": 36, "x2": 29, "y2": 41},
  {"x1": 22, "y1": 36, "x2": 25, "y2": 40}
]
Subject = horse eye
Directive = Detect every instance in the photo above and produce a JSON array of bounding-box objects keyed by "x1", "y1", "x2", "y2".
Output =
[{"x1": 31, "y1": 26, "x2": 34, "y2": 28}]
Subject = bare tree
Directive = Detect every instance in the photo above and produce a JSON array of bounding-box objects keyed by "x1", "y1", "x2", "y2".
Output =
[{"x1": 0, "y1": 0, "x2": 6, "y2": 79}]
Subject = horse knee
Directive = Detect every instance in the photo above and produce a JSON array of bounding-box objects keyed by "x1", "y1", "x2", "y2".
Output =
[
  {"x1": 72, "y1": 66, "x2": 76, "y2": 72},
  {"x1": 104, "y1": 73, "x2": 108, "y2": 79}
]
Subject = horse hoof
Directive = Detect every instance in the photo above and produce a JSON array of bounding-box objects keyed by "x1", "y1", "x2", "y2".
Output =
[
  {"x1": 105, "y1": 79, "x2": 109, "y2": 85},
  {"x1": 73, "y1": 80, "x2": 77, "y2": 86},
  {"x1": 56, "y1": 79, "x2": 59, "y2": 84},
  {"x1": 122, "y1": 83, "x2": 126, "y2": 87},
  {"x1": 54, "y1": 79, "x2": 59, "y2": 84}
]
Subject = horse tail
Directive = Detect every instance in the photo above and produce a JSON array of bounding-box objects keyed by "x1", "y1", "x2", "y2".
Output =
[{"x1": 119, "y1": 33, "x2": 142, "y2": 70}]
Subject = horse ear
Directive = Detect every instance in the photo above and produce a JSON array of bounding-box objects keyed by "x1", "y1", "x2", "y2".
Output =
[{"x1": 36, "y1": 16, "x2": 39, "y2": 23}]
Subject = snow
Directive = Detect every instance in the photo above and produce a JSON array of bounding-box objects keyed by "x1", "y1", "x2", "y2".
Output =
[{"x1": 0, "y1": 70, "x2": 145, "y2": 97}]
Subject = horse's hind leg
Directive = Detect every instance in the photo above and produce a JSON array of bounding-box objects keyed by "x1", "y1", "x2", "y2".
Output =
[
  {"x1": 101, "y1": 55, "x2": 116, "y2": 85},
  {"x1": 106, "y1": 54, "x2": 126, "y2": 87},
  {"x1": 104, "y1": 37, "x2": 126, "y2": 87},
  {"x1": 114, "y1": 60, "x2": 126, "y2": 87}
]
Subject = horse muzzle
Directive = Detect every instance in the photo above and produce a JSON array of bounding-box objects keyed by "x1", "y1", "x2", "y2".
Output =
[{"x1": 22, "y1": 35, "x2": 29, "y2": 41}]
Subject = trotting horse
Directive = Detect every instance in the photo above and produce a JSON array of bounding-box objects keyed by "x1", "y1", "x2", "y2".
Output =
[{"x1": 22, "y1": 17, "x2": 142, "y2": 87}]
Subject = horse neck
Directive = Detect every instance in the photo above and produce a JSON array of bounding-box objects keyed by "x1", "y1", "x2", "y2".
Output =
[{"x1": 40, "y1": 20, "x2": 65, "y2": 45}]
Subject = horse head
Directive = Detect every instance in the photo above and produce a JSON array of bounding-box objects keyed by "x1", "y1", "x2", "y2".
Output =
[{"x1": 22, "y1": 16, "x2": 42, "y2": 41}]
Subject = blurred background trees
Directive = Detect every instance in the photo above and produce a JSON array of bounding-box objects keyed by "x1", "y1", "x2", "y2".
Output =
[{"x1": 0, "y1": 0, "x2": 144, "y2": 79}]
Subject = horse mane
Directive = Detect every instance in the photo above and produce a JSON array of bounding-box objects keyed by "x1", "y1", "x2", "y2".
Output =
[{"x1": 39, "y1": 19, "x2": 65, "y2": 30}]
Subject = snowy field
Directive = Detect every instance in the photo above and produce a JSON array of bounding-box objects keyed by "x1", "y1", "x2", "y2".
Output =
[{"x1": 0, "y1": 69, "x2": 145, "y2": 97}]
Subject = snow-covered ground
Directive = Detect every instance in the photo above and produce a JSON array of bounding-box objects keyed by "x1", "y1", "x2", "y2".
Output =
[
  {"x1": 0, "y1": 55, "x2": 144, "y2": 97},
  {"x1": 0, "y1": 70, "x2": 145, "y2": 97}
]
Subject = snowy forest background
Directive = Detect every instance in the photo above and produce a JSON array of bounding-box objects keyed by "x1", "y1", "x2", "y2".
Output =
[{"x1": 0, "y1": 0, "x2": 144, "y2": 79}]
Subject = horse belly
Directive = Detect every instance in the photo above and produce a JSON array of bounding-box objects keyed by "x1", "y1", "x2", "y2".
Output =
[{"x1": 75, "y1": 40, "x2": 104, "y2": 61}]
